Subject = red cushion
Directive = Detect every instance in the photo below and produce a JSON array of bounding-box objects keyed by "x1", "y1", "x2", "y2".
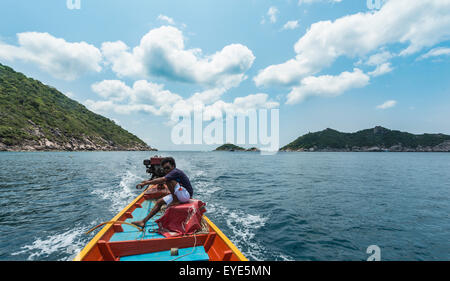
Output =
[{"x1": 155, "y1": 199, "x2": 206, "y2": 237}]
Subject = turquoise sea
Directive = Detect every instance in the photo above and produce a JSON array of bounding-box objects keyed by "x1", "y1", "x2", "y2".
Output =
[{"x1": 0, "y1": 151, "x2": 449, "y2": 260}]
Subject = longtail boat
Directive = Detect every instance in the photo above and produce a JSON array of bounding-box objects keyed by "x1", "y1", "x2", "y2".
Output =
[{"x1": 74, "y1": 186, "x2": 247, "y2": 261}]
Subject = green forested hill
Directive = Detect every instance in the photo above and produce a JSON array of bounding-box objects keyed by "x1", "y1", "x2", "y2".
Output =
[
  {"x1": 0, "y1": 63, "x2": 152, "y2": 151},
  {"x1": 281, "y1": 126, "x2": 450, "y2": 152}
]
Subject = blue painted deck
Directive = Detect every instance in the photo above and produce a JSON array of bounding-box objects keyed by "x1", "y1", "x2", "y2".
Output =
[
  {"x1": 112, "y1": 199, "x2": 211, "y2": 261},
  {"x1": 119, "y1": 246, "x2": 210, "y2": 261},
  {"x1": 110, "y1": 199, "x2": 165, "y2": 242}
]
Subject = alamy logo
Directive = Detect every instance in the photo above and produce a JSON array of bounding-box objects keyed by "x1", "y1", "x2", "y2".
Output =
[
  {"x1": 170, "y1": 108, "x2": 280, "y2": 155},
  {"x1": 366, "y1": 245, "x2": 381, "y2": 261},
  {"x1": 366, "y1": 0, "x2": 385, "y2": 10},
  {"x1": 67, "y1": 0, "x2": 81, "y2": 10}
]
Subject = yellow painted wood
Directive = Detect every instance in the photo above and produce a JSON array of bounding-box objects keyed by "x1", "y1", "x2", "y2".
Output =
[
  {"x1": 74, "y1": 186, "x2": 247, "y2": 261},
  {"x1": 73, "y1": 188, "x2": 148, "y2": 261},
  {"x1": 203, "y1": 215, "x2": 248, "y2": 261}
]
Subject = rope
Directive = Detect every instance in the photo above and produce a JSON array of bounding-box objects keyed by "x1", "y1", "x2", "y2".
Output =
[
  {"x1": 169, "y1": 212, "x2": 209, "y2": 261},
  {"x1": 169, "y1": 234, "x2": 197, "y2": 261},
  {"x1": 85, "y1": 199, "x2": 207, "y2": 261},
  {"x1": 85, "y1": 221, "x2": 143, "y2": 235}
]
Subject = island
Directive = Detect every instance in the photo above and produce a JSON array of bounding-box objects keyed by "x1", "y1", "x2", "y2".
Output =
[
  {"x1": 280, "y1": 126, "x2": 450, "y2": 152},
  {"x1": 214, "y1": 144, "x2": 260, "y2": 152},
  {"x1": 0, "y1": 63, "x2": 156, "y2": 152}
]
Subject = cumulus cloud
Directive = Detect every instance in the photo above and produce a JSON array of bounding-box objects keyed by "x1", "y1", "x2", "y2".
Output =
[
  {"x1": 91, "y1": 80, "x2": 132, "y2": 102},
  {"x1": 255, "y1": 0, "x2": 450, "y2": 88},
  {"x1": 286, "y1": 68, "x2": 370, "y2": 104},
  {"x1": 0, "y1": 32, "x2": 102, "y2": 80},
  {"x1": 65, "y1": 92, "x2": 76, "y2": 99},
  {"x1": 364, "y1": 51, "x2": 394, "y2": 76},
  {"x1": 88, "y1": 79, "x2": 182, "y2": 116},
  {"x1": 85, "y1": 99, "x2": 169, "y2": 116},
  {"x1": 89, "y1": 23, "x2": 264, "y2": 123},
  {"x1": 157, "y1": 14, "x2": 175, "y2": 25},
  {"x1": 282, "y1": 20, "x2": 300, "y2": 30},
  {"x1": 366, "y1": 51, "x2": 393, "y2": 66},
  {"x1": 171, "y1": 93, "x2": 279, "y2": 123},
  {"x1": 267, "y1": 7, "x2": 279, "y2": 23},
  {"x1": 86, "y1": 79, "x2": 278, "y2": 124},
  {"x1": 368, "y1": 62, "x2": 393, "y2": 77},
  {"x1": 254, "y1": 57, "x2": 312, "y2": 87},
  {"x1": 419, "y1": 47, "x2": 450, "y2": 60},
  {"x1": 376, "y1": 100, "x2": 397, "y2": 109},
  {"x1": 101, "y1": 26, "x2": 255, "y2": 88}
]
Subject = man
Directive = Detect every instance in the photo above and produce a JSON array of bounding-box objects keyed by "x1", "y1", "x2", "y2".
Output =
[{"x1": 131, "y1": 157, "x2": 193, "y2": 228}]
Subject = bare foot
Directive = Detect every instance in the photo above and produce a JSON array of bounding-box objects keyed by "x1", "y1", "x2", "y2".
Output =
[{"x1": 131, "y1": 220, "x2": 145, "y2": 228}]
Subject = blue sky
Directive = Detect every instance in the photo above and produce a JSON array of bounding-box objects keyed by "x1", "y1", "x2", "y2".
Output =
[{"x1": 1, "y1": 0, "x2": 450, "y2": 150}]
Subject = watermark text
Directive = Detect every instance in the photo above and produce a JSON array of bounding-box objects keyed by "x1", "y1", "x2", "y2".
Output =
[
  {"x1": 171, "y1": 109, "x2": 280, "y2": 155},
  {"x1": 66, "y1": 0, "x2": 81, "y2": 10}
]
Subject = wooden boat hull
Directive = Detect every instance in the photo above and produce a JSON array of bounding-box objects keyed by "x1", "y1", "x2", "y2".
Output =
[{"x1": 74, "y1": 187, "x2": 247, "y2": 261}]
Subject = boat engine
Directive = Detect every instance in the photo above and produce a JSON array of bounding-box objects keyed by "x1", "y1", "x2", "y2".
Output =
[{"x1": 143, "y1": 156, "x2": 165, "y2": 179}]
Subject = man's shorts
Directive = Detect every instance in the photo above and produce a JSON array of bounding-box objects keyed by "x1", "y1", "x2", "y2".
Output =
[{"x1": 163, "y1": 183, "x2": 191, "y2": 205}]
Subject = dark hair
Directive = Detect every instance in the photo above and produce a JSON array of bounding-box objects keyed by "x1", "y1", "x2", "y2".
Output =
[{"x1": 161, "y1": 157, "x2": 176, "y2": 168}]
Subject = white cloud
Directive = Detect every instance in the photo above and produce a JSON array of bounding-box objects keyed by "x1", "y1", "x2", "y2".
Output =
[
  {"x1": 101, "y1": 26, "x2": 255, "y2": 88},
  {"x1": 89, "y1": 79, "x2": 182, "y2": 116},
  {"x1": 282, "y1": 20, "x2": 300, "y2": 30},
  {"x1": 286, "y1": 68, "x2": 370, "y2": 104},
  {"x1": 186, "y1": 87, "x2": 228, "y2": 105},
  {"x1": 366, "y1": 51, "x2": 393, "y2": 66},
  {"x1": 171, "y1": 93, "x2": 279, "y2": 122},
  {"x1": 0, "y1": 32, "x2": 102, "y2": 80},
  {"x1": 254, "y1": 58, "x2": 312, "y2": 87},
  {"x1": 368, "y1": 62, "x2": 393, "y2": 77},
  {"x1": 85, "y1": 99, "x2": 163, "y2": 116},
  {"x1": 65, "y1": 92, "x2": 75, "y2": 98},
  {"x1": 157, "y1": 14, "x2": 175, "y2": 25},
  {"x1": 376, "y1": 100, "x2": 397, "y2": 109},
  {"x1": 364, "y1": 51, "x2": 394, "y2": 77},
  {"x1": 131, "y1": 80, "x2": 183, "y2": 107},
  {"x1": 101, "y1": 40, "x2": 143, "y2": 78},
  {"x1": 255, "y1": 0, "x2": 450, "y2": 87},
  {"x1": 267, "y1": 7, "x2": 279, "y2": 23},
  {"x1": 419, "y1": 47, "x2": 450, "y2": 60},
  {"x1": 91, "y1": 80, "x2": 132, "y2": 102},
  {"x1": 86, "y1": 79, "x2": 278, "y2": 124}
]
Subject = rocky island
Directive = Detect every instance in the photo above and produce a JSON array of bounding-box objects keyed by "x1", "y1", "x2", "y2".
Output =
[
  {"x1": 0, "y1": 63, "x2": 156, "y2": 152},
  {"x1": 214, "y1": 144, "x2": 260, "y2": 152},
  {"x1": 280, "y1": 126, "x2": 450, "y2": 152}
]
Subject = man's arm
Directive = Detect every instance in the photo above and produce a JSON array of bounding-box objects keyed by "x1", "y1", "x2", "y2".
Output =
[{"x1": 136, "y1": 177, "x2": 167, "y2": 189}]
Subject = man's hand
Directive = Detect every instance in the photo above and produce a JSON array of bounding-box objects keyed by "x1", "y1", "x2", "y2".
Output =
[
  {"x1": 136, "y1": 183, "x2": 146, "y2": 189},
  {"x1": 135, "y1": 177, "x2": 166, "y2": 189}
]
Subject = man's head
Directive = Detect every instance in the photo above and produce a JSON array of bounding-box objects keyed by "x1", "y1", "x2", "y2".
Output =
[{"x1": 161, "y1": 157, "x2": 176, "y2": 174}]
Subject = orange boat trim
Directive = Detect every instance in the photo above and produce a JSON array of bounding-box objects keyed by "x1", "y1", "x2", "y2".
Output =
[
  {"x1": 74, "y1": 186, "x2": 247, "y2": 261},
  {"x1": 74, "y1": 189, "x2": 146, "y2": 261}
]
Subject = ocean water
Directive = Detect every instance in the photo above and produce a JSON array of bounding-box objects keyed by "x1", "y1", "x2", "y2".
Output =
[{"x1": 0, "y1": 151, "x2": 449, "y2": 261}]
